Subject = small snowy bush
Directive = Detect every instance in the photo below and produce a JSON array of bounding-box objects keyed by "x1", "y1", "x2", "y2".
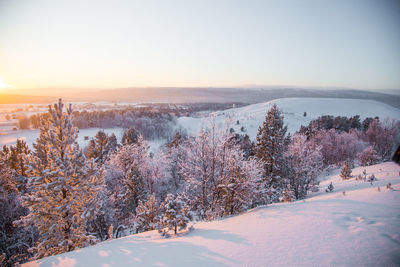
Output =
[
  {"x1": 358, "y1": 146, "x2": 378, "y2": 166},
  {"x1": 340, "y1": 160, "x2": 353, "y2": 180},
  {"x1": 325, "y1": 182, "x2": 334, "y2": 192}
]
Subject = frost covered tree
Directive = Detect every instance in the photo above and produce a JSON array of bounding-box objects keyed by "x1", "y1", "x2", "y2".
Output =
[
  {"x1": 325, "y1": 182, "x2": 334, "y2": 192},
  {"x1": 216, "y1": 151, "x2": 262, "y2": 216},
  {"x1": 179, "y1": 126, "x2": 217, "y2": 219},
  {"x1": 2, "y1": 140, "x2": 30, "y2": 194},
  {"x1": 309, "y1": 129, "x2": 365, "y2": 166},
  {"x1": 157, "y1": 194, "x2": 191, "y2": 235},
  {"x1": 255, "y1": 104, "x2": 290, "y2": 201},
  {"x1": 179, "y1": 119, "x2": 231, "y2": 219},
  {"x1": 357, "y1": 146, "x2": 378, "y2": 166},
  {"x1": 121, "y1": 127, "x2": 139, "y2": 145},
  {"x1": 135, "y1": 194, "x2": 159, "y2": 233},
  {"x1": 286, "y1": 134, "x2": 323, "y2": 199},
  {"x1": 340, "y1": 159, "x2": 353, "y2": 180},
  {"x1": 124, "y1": 164, "x2": 147, "y2": 216},
  {"x1": 0, "y1": 154, "x2": 33, "y2": 266},
  {"x1": 106, "y1": 136, "x2": 158, "y2": 226},
  {"x1": 163, "y1": 133, "x2": 187, "y2": 194},
  {"x1": 15, "y1": 99, "x2": 103, "y2": 260},
  {"x1": 281, "y1": 184, "x2": 294, "y2": 202},
  {"x1": 365, "y1": 119, "x2": 400, "y2": 161},
  {"x1": 86, "y1": 131, "x2": 118, "y2": 165},
  {"x1": 85, "y1": 132, "x2": 118, "y2": 241},
  {"x1": 180, "y1": 118, "x2": 263, "y2": 219}
]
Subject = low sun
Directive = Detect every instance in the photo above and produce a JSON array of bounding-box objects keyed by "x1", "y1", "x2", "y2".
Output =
[{"x1": 0, "y1": 78, "x2": 14, "y2": 90}]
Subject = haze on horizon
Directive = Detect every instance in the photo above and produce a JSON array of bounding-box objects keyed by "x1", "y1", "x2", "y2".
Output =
[{"x1": 0, "y1": 0, "x2": 399, "y2": 94}]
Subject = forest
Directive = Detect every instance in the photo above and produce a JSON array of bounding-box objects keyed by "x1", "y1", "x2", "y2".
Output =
[{"x1": 1, "y1": 99, "x2": 399, "y2": 266}]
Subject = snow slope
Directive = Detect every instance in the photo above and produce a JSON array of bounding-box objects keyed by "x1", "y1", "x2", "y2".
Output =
[
  {"x1": 24, "y1": 162, "x2": 400, "y2": 267},
  {"x1": 177, "y1": 98, "x2": 400, "y2": 140}
]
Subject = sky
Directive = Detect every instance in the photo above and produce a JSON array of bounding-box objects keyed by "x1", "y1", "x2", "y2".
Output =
[{"x1": 0, "y1": 0, "x2": 399, "y2": 92}]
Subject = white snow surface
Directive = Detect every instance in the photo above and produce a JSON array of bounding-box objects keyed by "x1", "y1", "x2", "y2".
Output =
[
  {"x1": 177, "y1": 98, "x2": 400, "y2": 140},
  {"x1": 24, "y1": 162, "x2": 400, "y2": 267}
]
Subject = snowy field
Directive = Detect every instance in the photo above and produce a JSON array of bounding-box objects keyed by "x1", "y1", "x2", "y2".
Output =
[
  {"x1": 24, "y1": 162, "x2": 400, "y2": 266},
  {"x1": 178, "y1": 98, "x2": 400, "y2": 140}
]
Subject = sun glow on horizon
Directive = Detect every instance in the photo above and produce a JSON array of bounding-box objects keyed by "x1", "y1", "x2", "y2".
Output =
[{"x1": 0, "y1": 78, "x2": 15, "y2": 90}]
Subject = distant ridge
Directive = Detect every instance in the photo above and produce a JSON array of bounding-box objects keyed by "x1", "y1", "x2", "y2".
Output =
[
  {"x1": 0, "y1": 94, "x2": 57, "y2": 104},
  {"x1": 1, "y1": 88, "x2": 400, "y2": 109},
  {"x1": 69, "y1": 87, "x2": 400, "y2": 109}
]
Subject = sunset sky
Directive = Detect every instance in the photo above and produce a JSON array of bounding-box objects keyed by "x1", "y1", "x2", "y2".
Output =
[{"x1": 0, "y1": 0, "x2": 399, "y2": 92}]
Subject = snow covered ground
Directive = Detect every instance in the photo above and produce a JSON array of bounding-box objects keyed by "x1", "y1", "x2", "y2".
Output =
[
  {"x1": 177, "y1": 98, "x2": 400, "y2": 140},
  {"x1": 24, "y1": 162, "x2": 400, "y2": 267}
]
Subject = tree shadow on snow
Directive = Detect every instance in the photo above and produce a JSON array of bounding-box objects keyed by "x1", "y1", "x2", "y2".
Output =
[
  {"x1": 39, "y1": 238, "x2": 236, "y2": 267},
  {"x1": 185, "y1": 228, "x2": 250, "y2": 245}
]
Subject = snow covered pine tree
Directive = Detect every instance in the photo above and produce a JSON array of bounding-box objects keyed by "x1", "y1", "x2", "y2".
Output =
[
  {"x1": 157, "y1": 194, "x2": 191, "y2": 236},
  {"x1": 340, "y1": 159, "x2": 353, "y2": 180},
  {"x1": 135, "y1": 193, "x2": 159, "y2": 233},
  {"x1": 15, "y1": 99, "x2": 103, "y2": 259},
  {"x1": 255, "y1": 104, "x2": 290, "y2": 202}
]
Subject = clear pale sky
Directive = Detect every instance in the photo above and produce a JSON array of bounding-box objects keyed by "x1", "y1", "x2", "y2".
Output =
[{"x1": 0, "y1": 0, "x2": 399, "y2": 91}]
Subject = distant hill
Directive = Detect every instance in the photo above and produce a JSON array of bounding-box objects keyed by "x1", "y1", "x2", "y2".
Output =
[
  {"x1": 2, "y1": 88, "x2": 400, "y2": 109},
  {"x1": 0, "y1": 94, "x2": 56, "y2": 104},
  {"x1": 68, "y1": 87, "x2": 400, "y2": 108}
]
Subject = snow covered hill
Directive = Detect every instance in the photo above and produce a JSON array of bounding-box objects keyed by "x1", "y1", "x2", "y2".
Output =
[
  {"x1": 24, "y1": 162, "x2": 400, "y2": 267},
  {"x1": 178, "y1": 98, "x2": 400, "y2": 140}
]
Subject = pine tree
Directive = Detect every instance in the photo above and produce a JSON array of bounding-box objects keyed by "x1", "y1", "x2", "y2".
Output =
[
  {"x1": 164, "y1": 134, "x2": 186, "y2": 193},
  {"x1": 135, "y1": 194, "x2": 159, "y2": 233},
  {"x1": 86, "y1": 130, "x2": 118, "y2": 165},
  {"x1": 124, "y1": 164, "x2": 147, "y2": 216},
  {"x1": 5, "y1": 139, "x2": 30, "y2": 193},
  {"x1": 216, "y1": 146, "x2": 262, "y2": 216},
  {"x1": 281, "y1": 184, "x2": 294, "y2": 202},
  {"x1": 121, "y1": 127, "x2": 139, "y2": 145},
  {"x1": 15, "y1": 99, "x2": 103, "y2": 260},
  {"x1": 107, "y1": 137, "x2": 155, "y2": 225},
  {"x1": 0, "y1": 154, "x2": 32, "y2": 265},
  {"x1": 340, "y1": 159, "x2": 353, "y2": 180},
  {"x1": 255, "y1": 104, "x2": 290, "y2": 201},
  {"x1": 325, "y1": 182, "x2": 334, "y2": 192},
  {"x1": 168, "y1": 132, "x2": 184, "y2": 149},
  {"x1": 157, "y1": 194, "x2": 191, "y2": 235}
]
